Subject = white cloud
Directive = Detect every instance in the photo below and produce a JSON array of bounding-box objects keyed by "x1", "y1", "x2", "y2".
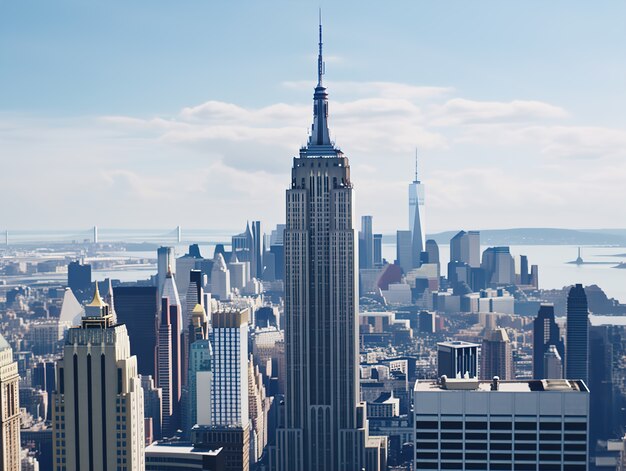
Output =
[{"x1": 1, "y1": 81, "x2": 624, "y2": 232}]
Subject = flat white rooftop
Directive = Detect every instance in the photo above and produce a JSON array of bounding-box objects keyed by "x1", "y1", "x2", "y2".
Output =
[{"x1": 414, "y1": 378, "x2": 589, "y2": 393}]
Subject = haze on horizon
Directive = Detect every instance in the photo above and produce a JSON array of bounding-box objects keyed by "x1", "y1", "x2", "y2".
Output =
[{"x1": 1, "y1": 1, "x2": 625, "y2": 233}]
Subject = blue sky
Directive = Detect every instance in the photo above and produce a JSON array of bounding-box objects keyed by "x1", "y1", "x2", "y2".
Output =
[{"x1": 1, "y1": 1, "x2": 625, "y2": 232}]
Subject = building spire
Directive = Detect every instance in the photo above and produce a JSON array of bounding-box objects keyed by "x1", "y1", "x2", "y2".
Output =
[
  {"x1": 414, "y1": 148, "x2": 419, "y2": 182},
  {"x1": 306, "y1": 11, "x2": 332, "y2": 149},
  {"x1": 318, "y1": 9, "x2": 324, "y2": 86}
]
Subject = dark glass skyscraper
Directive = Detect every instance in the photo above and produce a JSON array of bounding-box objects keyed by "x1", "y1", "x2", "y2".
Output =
[
  {"x1": 114, "y1": 286, "x2": 159, "y2": 377},
  {"x1": 566, "y1": 284, "x2": 589, "y2": 384},
  {"x1": 276, "y1": 21, "x2": 385, "y2": 471},
  {"x1": 532, "y1": 304, "x2": 564, "y2": 379}
]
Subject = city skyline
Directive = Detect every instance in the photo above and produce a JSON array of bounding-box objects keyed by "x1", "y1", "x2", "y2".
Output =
[{"x1": 2, "y1": 2, "x2": 626, "y2": 232}]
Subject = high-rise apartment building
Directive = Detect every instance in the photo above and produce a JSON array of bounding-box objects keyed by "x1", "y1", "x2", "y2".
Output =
[
  {"x1": 0, "y1": 333, "x2": 21, "y2": 471},
  {"x1": 52, "y1": 283, "x2": 145, "y2": 470},
  {"x1": 114, "y1": 286, "x2": 159, "y2": 377},
  {"x1": 276, "y1": 22, "x2": 386, "y2": 471},
  {"x1": 566, "y1": 284, "x2": 589, "y2": 385},
  {"x1": 191, "y1": 308, "x2": 251, "y2": 471},
  {"x1": 413, "y1": 377, "x2": 589, "y2": 471},
  {"x1": 532, "y1": 304, "x2": 564, "y2": 380},
  {"x1": 480, "y1": 328, "x2": 513, "y2": 380},
  {"x1": 409, "y1": 154, "x2": 425, "y2": 268}
]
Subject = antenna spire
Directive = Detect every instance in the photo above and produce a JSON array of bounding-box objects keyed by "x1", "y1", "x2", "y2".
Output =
[
  {"x1": 317, "y1": 9, "x2": 324, "y2": 86},
  {"x1": 414, "y1": 148, "x2": 419, "y2": 182}
]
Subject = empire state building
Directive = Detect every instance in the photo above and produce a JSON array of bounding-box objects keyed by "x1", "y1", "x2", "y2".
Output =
[{"x1": 276, "y1": 21, "x2": 387, "y2": 471}]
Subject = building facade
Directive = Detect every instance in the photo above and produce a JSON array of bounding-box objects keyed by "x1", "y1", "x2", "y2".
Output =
[
  {"x1": 52, "y1": 283, "x2": 145, "y2": 471},
  {"x1": 532, "y1": 304, "x2": 564, "y2": 380},
  {"x1": 566, "y1": 284, "x2": 589, "y2": 385},
  {"x1": 413, "y1": 377, "x2": 589, "y2": 471},
  {"x1": 276, "y1": 22, "x2": 385, "y2": 471},
  {"x1": 409, "y1": 154, "x2": 425, "y2": 268},
  {"x1": 0, "y1": 333, "x2": 21, "y2": 471},
  {"x1": 437, "y1": 341, "x2": 479, "y2": 379}
]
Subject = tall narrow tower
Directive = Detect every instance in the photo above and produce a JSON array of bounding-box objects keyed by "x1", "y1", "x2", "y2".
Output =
[
  {"x1": 409, "y1": 150, "x2": 425, "y2": 268},
  {"x1": 277, "y1": 19, "x2": 386, "y2": 471},
  {"x1": 566, "y1": 283, "x2": 589, "y2": 384},
  {"x1": 0, "y1": 333, "x2": 20, "y2": 471}
]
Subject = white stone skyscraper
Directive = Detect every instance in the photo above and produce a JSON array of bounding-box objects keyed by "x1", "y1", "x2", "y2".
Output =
[
  {"x1": 409, "y1": 151, "x2": 425, "y2": 268},
  {"x1": 0, "y1": 333, "x2": 21, "y2": 471},
  {"x1": 276, "y1": 20, "x2": 387, "y2": 471},
  {"x1": 52, "y1": 283, "x2": 145, "y2": 471}
]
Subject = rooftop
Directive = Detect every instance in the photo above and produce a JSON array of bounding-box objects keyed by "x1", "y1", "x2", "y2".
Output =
[
  {"x1": 414, "y1": 378, "x2": 589, "y2": 393},
  {"x1": 438, "y1": 340, "x2": 480, "y2": 348},
  {"x1": 145, "y1": 443, "x2": 222, "y2": 457}
]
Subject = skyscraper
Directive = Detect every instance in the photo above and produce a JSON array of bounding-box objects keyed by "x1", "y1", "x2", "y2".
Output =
[
  {"x1": 114, "y1": 286, "x2": 159, "y2": 377},
  {"x1": 157, "y1": 272, "x2": 183, "y2": 437},
  {"x1": 156, "y1": 246, "x2": 175, "y2": 297},
  {"x1": 192, "y1": 308, "x2": 251, "y2": 471},
  {"x1": 210, "y1": 253, "x2": 230, "y2": 300},
  {"x1": 52, "y1": 283, "x2": 145, "y2": 470},
  {"x1": 396, "y1": 230, "x2": 412, "y2": 274},
  {"x1": 277, "y1": 21, "x2": 386, "y2": 471},
  {"x1": 0, "y1": 333, "x2": 21, "y2": 471},
  {"x1": 532, "y1": 304, "x2": 564, "y2": 379},
  {"x1": 409, "y1": 152, "x2": 425, "y2": 268},
  {"x1": 373, "y1": 233, "x2": 383, "y2": 267},
  {"x1": 251, "y1": 220, "x2": 263, "y2": 279},
  {"x1": 566, "y1": 283, "x2": 589, "y2": 384},
  {"x1": 480, "y1": 328, "x2": 514, "y2": 380},
  {"x1": 359, "y1": 215, "x2": 374, "y2": 270},
  {"x1": 67, "y1": 260, "x2": 92, "y2": 294},
  {"x1": 449, "y1": 230, "x2": 480, "y2": 268}
]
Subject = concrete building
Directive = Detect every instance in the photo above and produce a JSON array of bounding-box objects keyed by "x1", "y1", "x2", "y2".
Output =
[
  {"x1": 52, "y1": 283, "x2": 145, "y2": 470},
  {"x1": 413, "y1": 377, "x2": 589, "y2": 471},
  {"x1": 140, "y1": 375, "x2": 163, "y2": 442},
  {"x1": 210, "y1": 253, "x2": 230, "y2": 301},
  {"x1": 276, "y1": 21, "x2": 386, "y2": 471},
  {"x1": 1, "y1": 333, "x2": 21, "y2": 471},
  {"x1": 480, "y1": 328, "x2": 514, "y2": 381},
  {"x1": 145, "y1": 443, "x2": 224, "y2": 470},
  {"x1": 157, "y1": 246, "x2": 175, "y2": 298}
]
